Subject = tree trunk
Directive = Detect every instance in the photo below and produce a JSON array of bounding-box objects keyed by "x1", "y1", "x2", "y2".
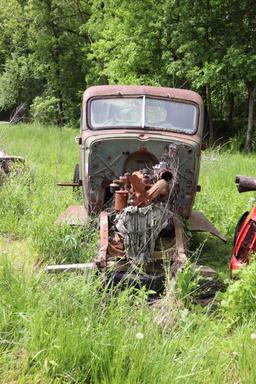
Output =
[
  {"x1": 244, "y1": 83, "x2": 256, "y2": 152},
  {"x1": 228, "y1": 90, "x2": 234, "y2": 128},
  {"x1": 206, "y1": 85, "x2": 214, "y2": 146},
  {"x1": 56, "y1": 82, "x2": 64, "y2": 126}
]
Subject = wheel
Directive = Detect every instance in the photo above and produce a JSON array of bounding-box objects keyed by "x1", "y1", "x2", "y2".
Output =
[
  {"x1": 193, "y1": 276, "x2": 227, "y2": 306},
  {"x1": 233, "y1": 211, "x2": 249, "y2": 245},
  {"x1": 73, "y1": 163, "x2": 79, "y2": 183},
  {"x1": 73, "y1": 163, "x2": 79, "y2": 191},
  {"x1": 106, "y1": 271, "x2": 165, "y2": 295}
]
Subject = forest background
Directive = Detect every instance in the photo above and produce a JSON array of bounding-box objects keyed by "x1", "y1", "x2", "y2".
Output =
[{"x1": 0, "y1": 0, "x2": 255, "y2": 150}]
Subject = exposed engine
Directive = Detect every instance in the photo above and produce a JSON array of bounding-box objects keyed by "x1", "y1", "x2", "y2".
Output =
[{"x1": 96, "y1": 145, "x2": 182, "y2": 272}]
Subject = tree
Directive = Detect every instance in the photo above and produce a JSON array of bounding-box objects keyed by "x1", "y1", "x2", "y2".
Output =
[
  {"x1": 221, "y1": 0, "x2": 256, "y2": 151},
  {"x1": 0, "y1": 1, "x2": 38, "y2": 113},
  {"x1": 26, "y1": 0, "x2": 91, "y2": 124},
  {"x1": 0, "y1": 0, "x2": 91, "y2": 124},
  {"x1": 162, "y1": 0, "x2": 233, "y2": 145},
  {"x1": 0, "y1": 0, "x2": 255, "y2": 142},
  {"x1": 87, "y1": 0, "x2": 166, "y2": 85}
]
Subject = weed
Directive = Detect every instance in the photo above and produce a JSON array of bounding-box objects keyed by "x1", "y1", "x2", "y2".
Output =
[{"x1": 221, "y1": 258, "x2": 256, "y2": 322}]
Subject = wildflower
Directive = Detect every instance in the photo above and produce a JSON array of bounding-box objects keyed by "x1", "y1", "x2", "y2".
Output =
[
  {"x1": 251, "y1": 333, "x2": 256, "y2": 340},
  {"x1": 135, "y1": 332, "x2": 144, "y2": 340}
]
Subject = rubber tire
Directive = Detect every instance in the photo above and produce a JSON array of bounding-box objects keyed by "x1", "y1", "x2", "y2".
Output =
[
  {"x1": 73, "y1": 163, "x2": 79, "y2": 192},
  {"x1": 73, "y1": 163, "x2": 79, "y2": 184},
  {"x1": 194, "y1": 276, "x2": 227, "y2": 300},
  {"x1": 106, "y1": 271, "x2": 165, "y2": 295}
]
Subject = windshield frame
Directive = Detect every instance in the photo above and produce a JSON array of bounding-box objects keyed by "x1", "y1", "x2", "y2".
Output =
[{"x1": 87, "y1": 95, "x2": 199, "y2": 135}]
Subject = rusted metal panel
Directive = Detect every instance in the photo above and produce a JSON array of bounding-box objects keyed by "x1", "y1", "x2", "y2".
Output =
[
  {"x1": 83, "y1": 85, "x2": 203, "y2": 106},
  {"x1": 56, "y1": 205, "x2": 87, "y2": 226},
  {"x1": 189, "y1": 210, "x2": 226, "y2": 242},
  {"x1": 95, "y1": 211, "x2": 109, "y2": 268},
  {"x1": 173, "y1": 216, "x2": 188, "y2": 274},
  {"x1": 82, "y1": 137, "x2": 200, "y2": 217},
  {"x1": 0, "y1": 152, "x2": 25, "y2": 185},
  {"x1": 80, "y1": 86, "x2": 203, "y2": 218}
]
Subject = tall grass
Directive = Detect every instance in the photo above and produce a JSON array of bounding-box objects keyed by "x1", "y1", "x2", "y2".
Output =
[
  {"x1": 2, "y1": 254, "x2": 256, "y2": 384},
  {"x1": 0, "y1": 123, "x2": 98, "y2": 263},
  {"x1": 196, "y1": 149, "x2": 256, "y2": 235},
  {"x1": 1, "y1": 123, "x2": 256, "y2": 383},
  {"x1": 2, "y1": 256, "x2": 256, "y2": 384}
]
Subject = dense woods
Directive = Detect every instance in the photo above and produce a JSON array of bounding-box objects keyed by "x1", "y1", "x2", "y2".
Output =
[{"x1": 0, "y1": 0, "x2": 255, "y2": 150}]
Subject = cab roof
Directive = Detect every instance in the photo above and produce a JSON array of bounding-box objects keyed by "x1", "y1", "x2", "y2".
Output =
[{"x1": 83, "y1": 85, "x2": 202, "y2": 105}]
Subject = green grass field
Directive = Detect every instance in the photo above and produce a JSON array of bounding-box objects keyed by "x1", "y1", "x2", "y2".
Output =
[{"x1": 1, "y1": 123, "x2": 256, "y2": 383}]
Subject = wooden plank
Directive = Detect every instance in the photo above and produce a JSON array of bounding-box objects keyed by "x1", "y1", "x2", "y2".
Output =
[
  {"x1": 46, "y1": 262, "x2": 96, "y2": 273},
  {"x1": 236, "y1": 175, "x2": 256, "y2": 193}
]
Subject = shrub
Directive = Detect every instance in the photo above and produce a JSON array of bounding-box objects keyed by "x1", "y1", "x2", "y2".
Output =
[
  {"x1": 221, "y1": 259, "x2": 256, "y2": 321},
  {"x1": 30, "y1": 96, "x2": 60, "y2": 125}
]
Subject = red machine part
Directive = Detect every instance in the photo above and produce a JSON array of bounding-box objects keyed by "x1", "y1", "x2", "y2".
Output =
[{"x1": 230, "y1": 206, "x2": 256, "y2": 272}]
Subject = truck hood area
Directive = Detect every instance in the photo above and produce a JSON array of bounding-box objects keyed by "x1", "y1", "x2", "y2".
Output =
[{"x1": 85, "y1": 136, "x2": 200, "y2": 218}]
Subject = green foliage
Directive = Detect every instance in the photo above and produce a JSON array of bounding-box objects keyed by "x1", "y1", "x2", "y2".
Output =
[
  {"x1": 221, "y1": 259, "x2": 256, "y2": 321},
  {"x1": 87, "y1": 0, "x2": 166, "y2": 85},
  {"x1": 0, "y1": 55, "x2": 37, "y2": 111},
  {"x1": 24, "y1": 0, "x2": 91, "y2": 123},
  {"x1": 0, "y1": 0, "x2": 255, "y2": 145},
  {"x1": 0, "y1": 170, "x2": 33, "y2": 234},
  {"x1": 30, "y1": 95, "x2": 60, "y2": 125},
  {"x1": 0, "y1": 0, "x2": 90, "y2": 122},
  {"x1": 0, "y1": 122, "x2": 98, "y2": 263},
  {"x1": 175, "y1": 262, "x2": 199, "y2": 306}
]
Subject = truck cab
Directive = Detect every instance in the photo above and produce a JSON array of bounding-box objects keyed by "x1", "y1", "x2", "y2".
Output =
[{"x1": 80, "y1": 85, "x2": 204, "y2": 218}]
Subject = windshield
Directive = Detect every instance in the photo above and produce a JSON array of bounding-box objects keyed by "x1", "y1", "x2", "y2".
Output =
[{"x1": 90, "y1": 97, "x2": 197, "y2": 133}]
